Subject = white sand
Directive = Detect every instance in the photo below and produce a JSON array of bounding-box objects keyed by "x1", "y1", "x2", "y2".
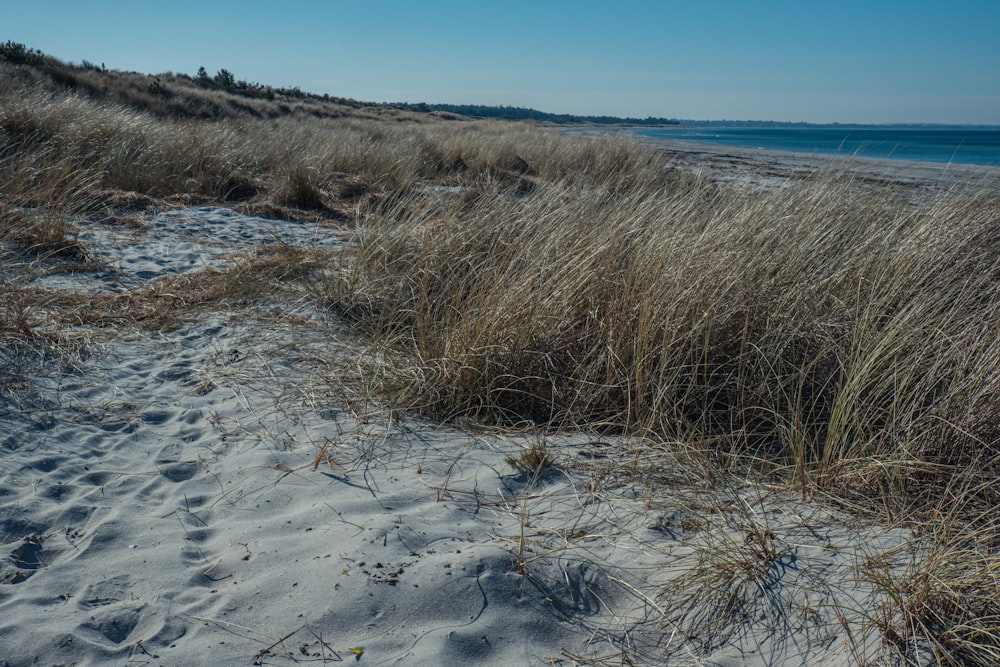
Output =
[{"x1": 1, "y1": 202, "x2": 931, "y2": 665}]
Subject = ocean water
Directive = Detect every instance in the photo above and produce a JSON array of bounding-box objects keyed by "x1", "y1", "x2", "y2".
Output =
[{"x1": 631, "y1": 126, "x2": 1000, "y2": 167}]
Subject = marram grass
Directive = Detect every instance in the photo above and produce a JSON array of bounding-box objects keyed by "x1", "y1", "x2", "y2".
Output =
[{"x1": 332, "y1": 174, "x2": 1000, "y2": 506}]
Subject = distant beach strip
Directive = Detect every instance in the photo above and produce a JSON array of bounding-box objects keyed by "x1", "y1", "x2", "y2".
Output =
[
  {"x1": 629, "y1": 125, "x2": 1000, "y2": 167},
  {"x1": 555, "y1": 126, "x2": 1000, "y2": 193}
]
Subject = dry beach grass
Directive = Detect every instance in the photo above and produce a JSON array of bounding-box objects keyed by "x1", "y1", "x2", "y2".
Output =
[{"x1": 3, "y1": 47, "x2": 1000, "y2": 665}]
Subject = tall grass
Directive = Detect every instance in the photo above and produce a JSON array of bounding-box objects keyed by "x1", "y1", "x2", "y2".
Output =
[
  {"x1": 0, "y1": 90, "x2": 644, "y2": 205},
  {"x1": 1, "y1": 59, "x2": 660, "y2": 362},
  {"x1": 1, "y1": 132, "x2": 97, "y2": 347},
  {"x1": 332, "y1": 173, "x2": 1000, "y2": 507}
]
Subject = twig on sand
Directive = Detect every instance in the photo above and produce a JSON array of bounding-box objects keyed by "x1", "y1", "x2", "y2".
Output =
[{"x1": 253, "y1": 624, "x2": 306, "y2": 664}]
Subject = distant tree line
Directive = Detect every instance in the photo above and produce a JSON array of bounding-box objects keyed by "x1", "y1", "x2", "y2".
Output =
[
  {"x1": 0, "y1": 40, "x2": 53, "y2": 67},
  {"x1": 190, "y1": 65, "x2": 362, "y2": 107},
  {"x1": 194, "y1": 66, "x2": 281, "y2": 100},
  {"x1": 395, "y1": 103, "x2": 680, "y2": 125},
  {"x1": 0, "y1": 40, "x2": 89, "y2": 89}
]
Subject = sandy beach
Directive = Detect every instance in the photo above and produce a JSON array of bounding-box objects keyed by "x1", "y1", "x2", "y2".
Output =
[
  {"x1": 2, "y1": 144, "x2": 996, "y2": 666},
  {"x1": 648, "y1": 136, "x2": 1000, "y2": 193},
  {"x1": 560, "y1": 126, "x2": 1000, "y2": 193}
]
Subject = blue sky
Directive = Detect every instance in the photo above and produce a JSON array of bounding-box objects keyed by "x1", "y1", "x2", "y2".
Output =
[{"x1": 5, "y1": 1, "x2": 999, "y2": 123}]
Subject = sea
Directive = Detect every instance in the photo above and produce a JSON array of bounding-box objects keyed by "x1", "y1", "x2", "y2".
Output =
[{"x1": 629, "y1": 126, "x2": 1000, "y2": 167}]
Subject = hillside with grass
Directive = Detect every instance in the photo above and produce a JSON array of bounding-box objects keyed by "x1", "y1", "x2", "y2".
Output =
[
  {"x1": 3, "y1": 43, "x2": 1000, "y2": 665},
  {"x1": 393, "y1": 101, "x2": 681, "y2": 125}
]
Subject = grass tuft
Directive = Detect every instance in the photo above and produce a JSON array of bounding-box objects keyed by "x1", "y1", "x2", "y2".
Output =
[
  {"x1": 863, "y1": 484, "x2": 1000, "y2": 666},
  {"x1": 274, "y1": 165, "x2": 326, "y2": 209},
  {"x1": 506, "y1": 439, "x2": 554, "y2": 477}
]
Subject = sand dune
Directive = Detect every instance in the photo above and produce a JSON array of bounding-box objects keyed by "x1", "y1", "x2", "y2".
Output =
[{"x1": 0, "y1": 167, "x2": 959, "y2": 665}]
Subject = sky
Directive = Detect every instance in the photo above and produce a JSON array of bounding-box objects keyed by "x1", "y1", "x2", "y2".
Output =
[{"x1": 5, "y1": 0, "x2": 1000, "y2": 124}]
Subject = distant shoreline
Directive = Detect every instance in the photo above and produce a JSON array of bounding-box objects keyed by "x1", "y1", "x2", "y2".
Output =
[
  {"x1": 634, "y1": 126, "x2": 1000, "y2": 167},
  {"x1": 561, "y1": 124, "x2": 1000, "y2": 191}
]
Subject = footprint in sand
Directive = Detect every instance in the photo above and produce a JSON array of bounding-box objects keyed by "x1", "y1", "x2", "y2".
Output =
[
  {"x1": 157, "y1": 460, "x2": 202, "y2": 484},
  {"x1": 77, "y1": 604, "x2": 143, "y2": 645},
  {"x1": 4, "y1": 536, "x2": 46, "y2": 583}
]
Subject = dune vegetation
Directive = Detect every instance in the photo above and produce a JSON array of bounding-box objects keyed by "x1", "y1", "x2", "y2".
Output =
[{"x1": 3, "y1": 44, "x2": 1000, "y2": 664}]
